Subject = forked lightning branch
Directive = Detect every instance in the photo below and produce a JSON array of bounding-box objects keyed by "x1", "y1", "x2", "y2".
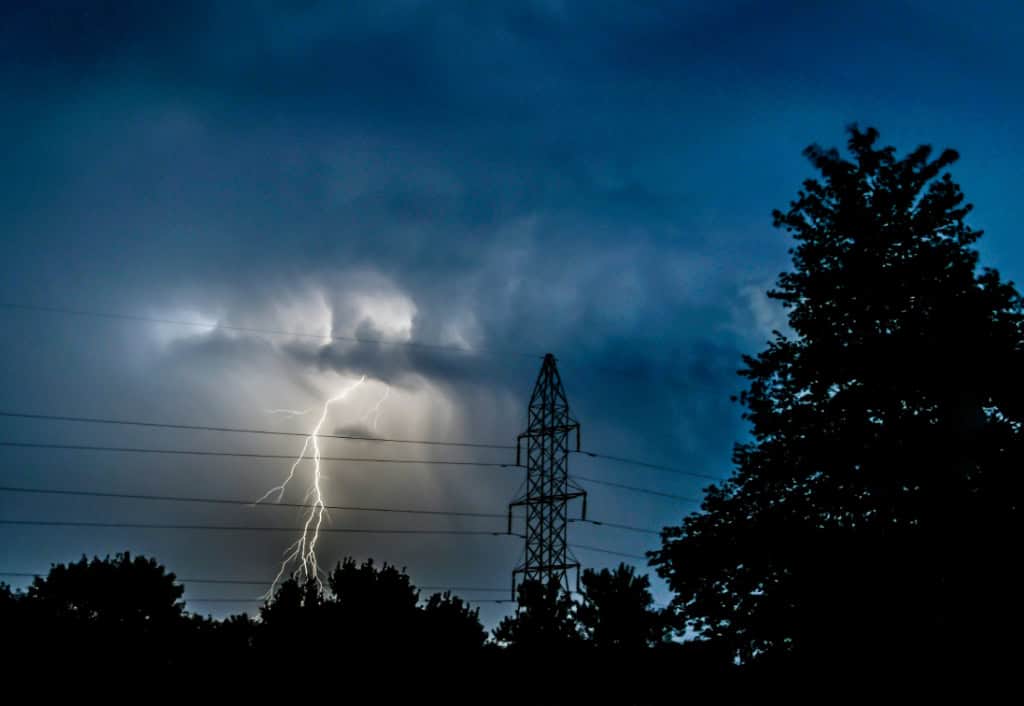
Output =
[{"x1": 256, "y1": 376, "x2": 392, "y2": 597}]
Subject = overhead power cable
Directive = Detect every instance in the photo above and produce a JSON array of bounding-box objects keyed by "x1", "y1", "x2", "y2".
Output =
[
  {"x1": 0, "y1": 485, "x2": 663, "y2": 535},
  {"x1": 0, "y1": 441, "x2": 516, "y2": 469},
  {"x1": 0, "y1": 571, "x2": 507, "y2": 593},
  {"x1": 0, "y1": 411, "x2": 514, "y2": 451},
  {"x1": 0, "y1": 519, "x2": 521, "y2": 537},
  {"x1": 572, "y1": 475, "x2": 703, "y2": 503},
  {"x1": 575, "y1": 451, "x2": 721, "y2": 481},
  {"x1": 0, "y1": 410, "x2": 721, "y2": 483},
  {"x1": 0, "y1": 485, "x2": 506, "y2": 520},
  {"x1": 570, "y1": 544, "x2": 648, "y2": 561},
  {"x1": 569, "y1": 517, "x2": 660, "y2": 536}
]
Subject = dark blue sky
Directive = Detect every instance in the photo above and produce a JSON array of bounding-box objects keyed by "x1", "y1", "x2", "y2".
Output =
[{"x1": 1, "y1": 0, "x2": 1021, "y2": 624}]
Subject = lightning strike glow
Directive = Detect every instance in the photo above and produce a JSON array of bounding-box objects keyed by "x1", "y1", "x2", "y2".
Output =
[{"x1": 260, "y1": 376, "x2": 366, "y2": 596}]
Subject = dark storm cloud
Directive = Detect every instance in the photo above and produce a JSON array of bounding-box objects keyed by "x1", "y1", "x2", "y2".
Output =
[{"x1": 2, "y1": 0, "x2": 1022, "y2": 621}]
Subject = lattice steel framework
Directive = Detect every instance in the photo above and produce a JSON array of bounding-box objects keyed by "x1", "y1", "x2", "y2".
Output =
[{"x1": 509, "y1": 353, "x2": 587, "y2": 597}]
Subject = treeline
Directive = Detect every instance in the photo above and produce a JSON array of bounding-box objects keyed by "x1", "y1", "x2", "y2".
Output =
[
  {"x1": 0, "y1": 552, "x2": 733, "y2": 699},
  {"x1": 0, "y1": 553, "x2": 676, "y2": 654}
]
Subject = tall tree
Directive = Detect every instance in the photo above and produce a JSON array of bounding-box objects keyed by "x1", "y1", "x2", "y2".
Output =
[
  {"x1": 578, "y1": 564, "x2": 667, "y2": 648},
  {"x1": 652, "y1": 127, "x2": 1023, "y2": 672}
]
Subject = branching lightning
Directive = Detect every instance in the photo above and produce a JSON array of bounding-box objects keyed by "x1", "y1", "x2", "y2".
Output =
[
  {"x1": 361, "y1": 384, "x2": 391, "y2": 432},
  {"x1": 260, "y1": 376, "x2": 366, "y2": 597}
]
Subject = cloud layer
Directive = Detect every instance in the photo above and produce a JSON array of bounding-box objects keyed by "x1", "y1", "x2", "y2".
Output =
[{"x1": 1, "y1": 0, "x2": 1022, "y2": 623}]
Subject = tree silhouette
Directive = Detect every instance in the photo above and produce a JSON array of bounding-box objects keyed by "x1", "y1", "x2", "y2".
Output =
[
  {"x1": 253, "y1": 556, "x2": 487, "y2": 661},
  {"x1": 0, "y1": 581, "x2": 24, "y2": 661},
  {"x1": 578, "y1": 563, "x2": 667, "y2": 648},
  {"x1": 28, "y1": 552, "x2": 185, "y2": 625},
  {"x1": 420, "y1": 590, "x2": 486, "y2": 650},
  {"x1": 492, "y1": 579, "x2": 581, "y2": 650},
  {"x1": 325, "y1": 557, "x2": 420, "y2": 651},
  {"x1": 17, "y1": 552, "x2": 189, "y2": 669},
  {"x1": 0, "y1": 581, "x2": 17, "y2": 615},
  {"x1": 652, "y1": 126, "x2": 1023, "y2": 675},
  {"x1": 257, "y1": 575, "x2": 324, "y2": 655}
]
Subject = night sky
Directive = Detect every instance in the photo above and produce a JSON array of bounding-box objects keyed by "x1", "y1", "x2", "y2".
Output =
[{"x1": 1, "y1": 1, "x2": 1022, "y2": 626}]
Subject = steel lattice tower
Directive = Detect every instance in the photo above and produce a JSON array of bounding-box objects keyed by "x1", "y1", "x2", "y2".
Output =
[{"x1": 509, "y1": 353, "x2": 587, "y2": 597}]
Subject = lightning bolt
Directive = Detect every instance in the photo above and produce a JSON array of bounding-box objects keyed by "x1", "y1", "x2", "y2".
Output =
[
  {"x1": 361, "y1": 384, "x2": 391, "y2": 432},
  {"x1": 260, "y1": 375, "x2": 367, "y2": 597}
]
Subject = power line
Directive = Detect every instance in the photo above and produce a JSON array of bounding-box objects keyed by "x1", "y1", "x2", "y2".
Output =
[
  {"x1": 0, "y1": 519, "x2": 521, "y2": 537},
  {"x1": 571, "y1": 544, "x2": 648, "y2": 561},
  {"x1": 572, "y1": 474, "x2": 703, "y2": 503},
  {"x1": 0, "y1": 302, "x2": 539, "y2": 360},
  {"x1": 0, "y1": 441, "x2": 517, "y2": 469},
  {"x1": 0, "y1": 485, "x2": 665, "y2": 536},
  {"x1": 0, "y1": 411, "x2": 515, "y2": 451},
  {"x1": 569, "y1": 518, "x2": 660, "y2": 536},
  {"x1": 0, "y1": 571, "x2": 508, "y2": 593},
  {"x1": 0, "y1": 485, "x2": 507, "y2": 520},
  {"x1": 0, "y1": 439, "x2": 703, "y2": 506},
  {"x1": 0, "y1": 439, "x2": 703, "y2": 513},
  {"x1": 575, "y1": 451, "x2": 721, "y2": 481},
  {"x1": 0, "y1": 412, "x2": 721, "y2": 483}
]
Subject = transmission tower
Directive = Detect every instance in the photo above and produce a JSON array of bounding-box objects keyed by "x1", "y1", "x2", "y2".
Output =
[{"x1": 508, "y1": 353, "x2": 587, "y2": 598}]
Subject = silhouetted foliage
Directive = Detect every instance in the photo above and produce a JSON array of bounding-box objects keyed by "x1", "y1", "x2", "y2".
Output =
[
  {"x1": 326, "y1": 556, "x2": 420, "y2": 650},
  {"x1": 652, "y1": 126, "x2": 1023, "y2": 678},
  {"x1": 28, "y1": 552, "x2": 185, "y2": 625},
  {"x1": 11, "y1": 552, "x2": 190, "y2": 669},
  {"x1": 1, "y1": 550, "x2": 742, "y2": 698},
  {"x1": 421, "y1": 590, "x2": 487, "y2": 650},
  {"x1": 578, "y1": 563, "x2": 668, "y2": 648},
  {"x1": 254, "y1": 556, "x2": 486, "y2": 659},
  {"x1": 0, "y1": 581, "x2": 16, "y2": 614},
  {"x1": 492, "y1": 579, "x2": 582, "y2": 649},
  {"x1": 256, "y1": 575, "x2": 324, "y2": 654}
]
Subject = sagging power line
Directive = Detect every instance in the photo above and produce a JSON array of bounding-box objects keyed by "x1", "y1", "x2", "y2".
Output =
[
  {"x1": 0, "y1": 440, "x2": 714, "y2": 502},
  {"x1": 572, "y1": 475, "x2": 703, "y2": 503},
  {"x1": 0, "y1": 484, "x2": 507, "y2": 520},
  {"x1": 0, "y1": 518, "x2": 523, "y2": 536},
  {"x1": 0, "y1": 485, "x2": 663, "y2": 535},
  {"x1": 0, "y1": 440, "x2": 516, "y2": 469},
  {"x1": 0, "y1": 410, "x2": 515, "y2": 451},
  {"x1": 0, "y1": 409, "x2": 719, "y2": 479},
  {"x1": 0, "y1": 571, "x2": 509, "y2": 593}
]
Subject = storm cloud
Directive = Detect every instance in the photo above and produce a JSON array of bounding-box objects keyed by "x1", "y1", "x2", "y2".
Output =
[{"x1": 2, "y1": 0, "x2": 1022, "y2": 624}]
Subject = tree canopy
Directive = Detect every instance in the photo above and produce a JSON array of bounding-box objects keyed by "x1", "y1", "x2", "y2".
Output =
[
  {"x1": 492, "y1": 579, "x2": 582, "y2": 649},
  {"x1": 578, "y1": 563, "x2": 667, "y2": 649},
  {"x1": 652, "y1": 126, "x2": 1023, "y2": 673}
]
